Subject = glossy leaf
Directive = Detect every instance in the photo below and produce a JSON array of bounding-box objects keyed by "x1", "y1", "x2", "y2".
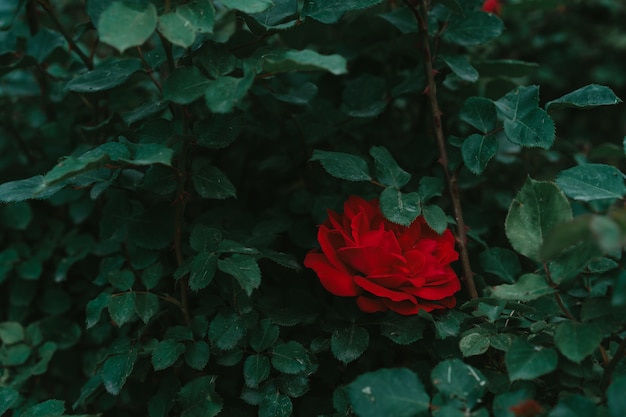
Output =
[
  {"x1": 189, "y1": 252, "x2": 217, "y2": 291},
  {"x1": 217, "y1": 254, "x2": 261, "y2": 296},
  {"x1": 310, "y1": 150, "x2": 371, "y2": 182},
  {"x1": 462, "y1": 134, "x2": 498, "y2": 175},
  {"x1": 431, "y1": 359, "x2": 487, "y2": 407},
  {"x1": 271, "y1": 341, "x2": 308, "y2": 374},
  {"x1": 546, "y1": 84, "x2": 622, "y2": 111},
  {"x1": 495, "y1": 85, "x2": 540, "y2": 119},
  {"x1": 347, "y1": 368, "x2": 430, "y2": 417},
  {"x1": 459, "y1": 333, "x2": 491, "y2": 357},
  {"x1": 369, "y1": 146, "x2": 411, "y2": 188},
  {"x1": 108, "y1": 292, "x2": 136, "y2": 327},
  {"x1": 505, "y1": 178, "x2": 572, "y2": 261},
  {"x1": 442, "y1": 55, "x2": 479, "y2": 82},
  {"x1": 554, "y1": 321, "x2": 604, "y2": 363},
  {"x1": 422, "y1": 205, "x2": 448, "y2": 235},
  {"x1": 244, "y1": 354, "x2": 271, "y2": 388},
  {"x1": 101, "y1": 349, "x2": 138, "y2": 395},
  {"x1": 379, "y1": 187, "x2": 421, "y2": 226},
  {"x1": 152, "y1": 340, "x2": 186, "y2": 371},
  {"x1": 505, "y1": 339, "x2": 557, "y2": 381},
  {"x1": 503, "y1": 107, "x2": 555, "y2": 149},
  {"x1": 66, "y1": 59, "x2": 142, "y2": 92},
  {"x1": 556, "y1": 163, "x2": 626, "y2": 202},
  {"x1": 331, "y1": 326, "x2": 369, "y2": 364},
  {"x1": 460, "y1": 97, "x2": 497, "y2": 133},
  {"x1": 98, "y1": 2, "x2": 157, "y2": 52}
]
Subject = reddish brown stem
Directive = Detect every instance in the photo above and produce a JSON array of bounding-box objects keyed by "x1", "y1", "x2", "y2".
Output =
[{"x1": 409, "y1": 0, "x2": 478, "y2": 299}]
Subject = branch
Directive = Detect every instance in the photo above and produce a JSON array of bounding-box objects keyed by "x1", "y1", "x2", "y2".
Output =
[
  {"x1": 36, "y1": 0, "x2": 93, "y2": 70},
  {"x1": 602, "y1": 336, "x2": 626, "y2": 392},
  {"x1": 408, "y1": 0, "x2": 478, "y2": 299}
]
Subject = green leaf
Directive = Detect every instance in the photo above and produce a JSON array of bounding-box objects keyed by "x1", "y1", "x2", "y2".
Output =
[
  {"x1": 158, "y1": 0, "x2": 215, "y2": 48},
  {"x1": 505, "y1": 178, "x2": 572, "y2": 262},
  {"x1": 554, "y1": 321, "x2": 603, "y2": 363},
  {"x1": 474, "y1": 59, "x2": 539, "y2": 78},
  {"x1": 607, "y1": 374, "x2": 626, "y2": 417},
  {"x1": 347, "y1": 368, "x2": 430, "y2": 417},
  {"x1": 179, "y1": 376, "x2": 223, "y2": 417},
  {"x1": 431, "y1": 359, "x2": 487, "y2": 407},
  {"x1": 218, "y1": 254, "x2": 261, "y2": 296},
  {"x1": 444, "y1": 11, "x2": 504, "y2": 46},
  {"x1": 271, "y1": 341, "x2": 308, "y2": 374},
  {"x1": 109, "y1": 269, "x2": 134, "y2": 291},
  {"x1": 1, "y1": 201, "x2": 32, "y2": 230},
  {"x1": 101, "y1": 349, "x2": 138, "y2": 395},
  {"x1": 263, "y1": 49, "x2": 347, "y2": 76},
  {"x1": 190, "y1": 252, "x2": 217, "y2": 291},
  {"x1": 495, "y1": 85, "x2": 540, "y2": 120},
  {"x1": 0, "y1": 321, "x2": 24, "y2": 344},
  {"x1": 0, "y1": 387, "x2": 18, "y2": 415},
  {"x1": 302, "y1": 0, "x2": 384, "y2": 24},
  {"x1": 505, "y1": 338, "x2": 557, "y2": 382},
  {"x1": 86, "y1": 292, "x2": 111, "y2": 329},
  {"x1": 190, "y1": 225, "x2": 222, "y2": 252},
  {"x1": 331, "y1": 326, "x2": 369, "y2": 364},
  {"x1": 378, "y1": 7, "x2": 417, "y2": 34},
  {"x1": 380, "y1": 316, "x2": 427, "y2": 345},
  {"x1": 310, "y1": 150, "x2": 371, "y2": 182},
  {"x1": 460, "y1": 333, "x2": 491, "y2": 357},
  {"x1": 418, "y1": 176, "x2": 444, "y2": 202},
  {"x1": 163, "y1": 67, "x2": 211, "y2": 104},
  {"x1": 192, "y1": 162, "x2": 237, "y2": 200},
  {"x1": 98, "y1": 2, "x2": 157, "y2": 52},
  {"x1": 462, "y1": 134, "x2": 498, "y2": 175},
  {"x1": 0, "y1": 176, "x2": 64, "y2": 202},
  {"x1": 1, "y1": 343, "x2": 31, "y2": 366},
  {"x1": 108, "y1": 292, "x2": 136, "y2": 326},
  {"x1": 556, "y1": 163, "x2": 626, "y2": 202},
  {"x1": 220, "y1": 0, "x2": 273, "y2": 13},
  {"x1": 250, "y1": 0, "x2": 299, "y2": 28},
  {"x1": 503, "y1": 108, "x2": 555, "y2": 149},
  {"x1": 152, "y1": 340, "x2": 186, "y2": 371},
  {"x1": 342, "y1": 74, "x2": 387, "y2": 118},
  {"x1": 141, "y1": 263, "x2": 163, "y2": 290},
  {"x1": 491, "y1": 274, "x2": 553, "y2": 301},
  {"x1": 379, "y1": 187, "x2": 421, "y2": 227},
  {"x1": 479, "y1": 247, "x2": 521, "y2": 284},
  {"x1": 185, "y1": 341, "x2": 210, "y2": 371},
  {"x1": 460, "y1": 97, "x2": 497, "y2": 134},
  {"x1": 433, "y1": 309, "x2": 467, "y2": 339},
  {"x1": 0, "y1": 248, "x2": 18, "y2": 283},
  {"x1": 546, "y1": 84, "x2": 622, "y2": 111},
  {"x1": 194, "y1": 113, "x2": 243, "y2": 149},
  {"x1": 442, "y1": 55, "x2": 479, "y2": 83},
  {"x1": 21, "y1": 399, "x2": 64, "y2": 417},
  {"x1": 134, "y1": 292, "x2": 160, "y2": 323},
  {"x1": 259, "y1": 393, "x2": 293, "y2": 417},
  {"x1": 204, "y1": 74, "x2": 254, "y2": 113},
  {"x1": 422, "y1": 205, "x2": 448, "y2": 235},
  {"x1": 548, "y1": 241, "x2": 600, "y2": 284},
  {"x1": 208, "y1": 311, "x2": 246, "y2": 350},
  {"x1": 369, "y1": 146, "x2": 411, "y2": 188},
  {"x1": 250, "y1": 319, "x2": 280, "y2": 352},
  {"x1": 549, "y1": 395, "x2": 596, "y2": 417},
  {"x1": 244, "y1": 354, "x2": 271, "y2": 388},
  {"x1": 66, "y1": 59, "x2": 142, "y2": 92}
]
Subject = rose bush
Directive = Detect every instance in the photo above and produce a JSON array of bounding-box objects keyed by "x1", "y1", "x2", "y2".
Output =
[{"x1": 304, "y1": 196, "x2": 461, "y2": 315}]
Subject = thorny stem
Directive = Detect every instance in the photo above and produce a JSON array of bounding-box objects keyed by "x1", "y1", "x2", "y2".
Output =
[
  {"x1": 601, "y1": 336, "x2": 626, "y2": 392},
  {"x1": 408, "y1": 0, "x2": 478, "y2": 299},
  {"x1": 36, "y1": 0, "x2": 93, "y2": 70}
]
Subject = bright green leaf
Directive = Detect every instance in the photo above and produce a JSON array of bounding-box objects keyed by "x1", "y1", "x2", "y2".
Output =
[
  {"x1": 310, "y1": 150, "x2": 372, "y2": 182},
  {"x1": 331, "y1": 326, "x2": 369, "y2": 364},
  {"x1": 505, "y1": 338, "x2": 557, "y2": 381},
  {"x1": 505, "y1": 178, "x2": 572, "y2": 261},
  {"x1": 347, "y1": 368, "x2": 430, "y2": 417},
  {"x1": 98, "y1": 2, "x2": 157, "y2": 52},
  {"x1": 379, "y1": 187, "x2": 421, "y2": 226}
]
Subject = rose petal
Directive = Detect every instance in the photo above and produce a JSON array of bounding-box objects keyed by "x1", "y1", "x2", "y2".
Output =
[
  {"x1": 318, "y1": 226, "x2": 352, "y2": 273},
  {"x1": 356, "y1": 296, "x2": 387, "y2": 313},
  {"x1": 361, "y1": 227, "x2": 402, "y2": 254},
  {"x1": 338, "y1": 246, "x2": 406, "y2": 276},
  {"x1": 304, "y1": 251, "x2": 360, "y2": 296},
  {"x1": 353, "y1": 276, "x2": 416, "y2": 303}
]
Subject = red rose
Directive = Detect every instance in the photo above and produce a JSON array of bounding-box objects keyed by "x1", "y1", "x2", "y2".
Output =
[
  {"x1": 482, "y1": 0, "x2": 502, "y2": 14},
  {"x1": 304, "y1": 196, "x2": 461, "y2": 315}
]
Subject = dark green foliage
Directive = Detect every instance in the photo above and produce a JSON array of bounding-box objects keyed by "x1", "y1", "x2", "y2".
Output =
[{"x1": 1, "y1": 1, "x2": 626, "y2": 416}]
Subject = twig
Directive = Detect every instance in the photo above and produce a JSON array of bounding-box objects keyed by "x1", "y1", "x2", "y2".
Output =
[
  {"x1": 407, "y1": 0, "x2": 478, "y2": 299},
  {"x1": 36, "y1": 0, "x2": 93, "y2": 70},
  {"x1": 543, "y1": 263, "x2": 577, "y2": 321},
  {"x1": 601, "y1": 336, "x2": 626, "y2": 392}
]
